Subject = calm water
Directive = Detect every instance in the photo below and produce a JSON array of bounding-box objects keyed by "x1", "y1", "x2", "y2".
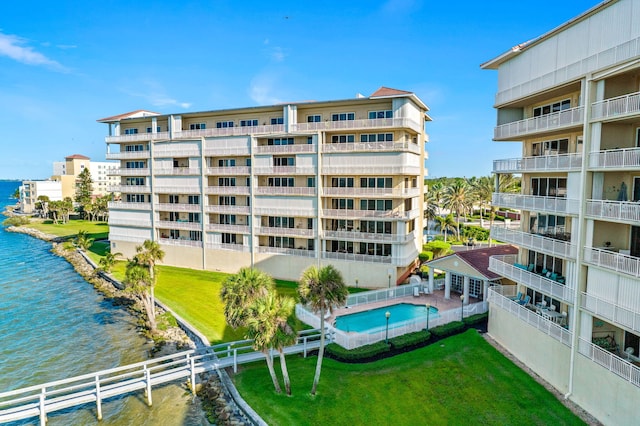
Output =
[
  {"x1": 334, "y1": 303, "x2": 439, "y2": 334},
  {"x1": 0, "y1": 182, "x2": 206, "y2": 425}
]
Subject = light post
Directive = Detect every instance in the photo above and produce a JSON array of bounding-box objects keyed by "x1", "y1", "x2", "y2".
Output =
[
  {"x1": 425, "y1": 303, "x2": 431, "y2": 331},
  {"x1": 355, "y1": 278, "x2": 359, "y2": 288},
  {"x1": 385, "y1": 311, "x2": 391, "y2": 344},
  {"x1": 388, "y1": 273, "x2": 391, "y2": 288},
  {"x1": 460, "y1": 294, "x2": 465, "y2": 322}
]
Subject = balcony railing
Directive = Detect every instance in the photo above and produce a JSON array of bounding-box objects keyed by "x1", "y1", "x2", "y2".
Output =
[
  {"x1": 586, "y1": 199, "x2": 640, "y2": 224},
  {"x1": 204, "y1": 186, "x2": 251, "y2": 195},
  {"x1": 108, "y1": 185, "x2": 151, "y2": 194},
  {"x1": 492, "y1": 193, "x2": 579, "y2": 215},
  {"x1": 156, "y1": 203, "x2": 201, "y2": 212},
  {"x1": 494, "y1": 106, "x2": 584, "y2": 140},
  {"x1": 491, "y1": 226, "x2": 577, "y2": 259},
  {"x1": 205, "y1": 223, "x2": 250, "y2": 234},
  {"x1": 105, "y1": 151, "x2": 150, "y2": 160},
  {"x1": 581, "y1": 292, "x2": 640, "y2": 336},
  {"x1": 488, "y1": 255, "x2": 574, "y2": 304},
  {"x1": 205, "y1": 166, "x2": 251, "y2": 176},
  {"x1": 583, "y1": 247, "x2": 640, "y2": 278},
  {"x1": 154, "y1": 186, "x2": 201, "y2": 194},
  {"x1": 323, "y1": 230, "x2": 415, "y2": 243},
  {"x1": 321, "y1": 140, "x2": 421, "y2": 155},
  {"x1": 109, "y1": 168, "x2": 150, "y2": 177},
  {"x1": 203, "y1": 147, "x2": 251, "y2": 156},
  {"x1": 291, "y1": 117, "x2": 423, "y2": 134},
  {"x1": 253, "y1": 166, "x2": 317, "y2": 175},
  {"x1": 154, "y1": 167, "x2": 201, "y2": 176},
  {"x1": 153, "y1": 148, "x2": 201, "y2": 157},
  {"x1": 493, "y1": 153, "x2": 582, "y2": 173},
  {"x1": 322, "y1": 251, "x2": 393, "y2": 264},
  {"x1": 487, "y1": 287, "x2": 573, "y2": 346},
  {"x1": 257, "y1": 246, "x2": 316, "y2": 258},
  {"x1": 256, "y1": 226, "x2": 314, "y2": 238},
  {"x1": 254, "y1": 187, "x2": 316, "y2": 196},
  {"x1": 205, "y1": 242, "x2": 251, "y2": 252},
  {"x1": 177, "y1": 124, "x2": 285, "y2": 139},
  {"x1": 105, "y1": 131, "x2": 170, "y2": 143},
  {"x1": 204, "y1": 205, "x2": 251, "y2": 214},
  {"x1": 323, "y1": 187, "x2": 420, "y2": 198},
  {"x1": 108, "y1": 218, "x2": 152, "y2": 228},
  {"x1": 108, "y1": 201, "x2": 151, "y2": 211},
  {"x1": 591, "y1": 90, "x2": 640, "y2": 120},
  {"x1": 588, "y1": 147, "x2": 640, "y2": 170},
  {"x1": 578, "y1": 337, "x2": 640, "y2": 389},
  {"x1": 252, "y1": 206, "x2": 316, "y2": 217},
  {"x1": 158, "y1": 237, "x2": 203, "y2": 248},
  {"x1": 253, "y1": 144, "x2": 316, "y2": 155},
  {"x1": 321, "y1": 165, "x2": 421, "y2": 175},
  {"x1": 156, "y1": 220, "x2": 202, "y2": 231},
  {"x1": 322, "y1": 208, "x2": 418, "y2": 220}
]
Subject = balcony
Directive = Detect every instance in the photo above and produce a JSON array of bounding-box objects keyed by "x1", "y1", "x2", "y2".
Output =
[
  {"x1": 205, "y1": 242, "x2": 250, "y2": 252},
  {"x1": 290, "y1": 117, "x2": 423, "y2": 134},
  {"x1": 493, "y1": 106, "x2": 584, "y2": 141},
  {"x1": 153, "y1": 148, "x2": 201, "y2": 157},
  {"x1": 321, "y1": 165, "x2": 421, "y2": 175},
  {"x1": 256, "y1": 226, "x2": 314, "y2": 238},
  {"x1": 203, "y1": 147, "x2": 251, "y2": 156},
  {"x1": 583, "y1": 247, "x2": 640, "y2": 278},
  {"x1": 586, "y1": 199, "x2": 640, "y2": 225},
  {"x1": 581, "y1": 292, "x2": 640, "y2": 336},
  {"x1": 205, "y1": 166, "x2": 251, "y2": 176},
  {"x1": 156, "y1": 203, "x2": 201, "y2": 212},
  {"x1": 204, "y1": 186, "x2": 251, "y2": 195},
  {"x1": 321, "y1": 140, "x2": 421, "y2": 155},
  {"x1": 323, "y1": 230, "x2": 415, "y2": 243},
  {"x1": 108, "y1": 185, "x2": 151, "y2": 194},
  {"x1": 253, "y1": 144, "x2": 316, "y2": 155},
  {"x1": 105, "y1": 151, "x2": 150, "y2": 160},
  {"x1": 578, "y1": 337, "x2": 640, "y2": 389},
  {"x1": 487, "y1": 287, "x2": 573, "y2": 346},
  {"x1": 253, "y1": 166, "x2": 317, "y2": 175},
  {"x1": 322, "y1": 208, "x2": 419, "y2": 220},
  {"x1": 493, "y1": 153, "x2": 582, "y2": 173},
  {"x1": 106, "y1": 131, "x2": 170, "y2": 143},
  {"x1": 204, "y1": 205, "x2": 251, "y2": 214},
  {"x1": 108, "y1": 201, "x2": 151, "y2": 211},
  {"x1": 322, "y1": 187, "x2": 420, "y2": 198},
  {"x1": 588, "y1": 147, "x2": 640, "y2": 170},
  {"x1": 108, "y1": 218, "x2": 152, "y2": 228},
  {"x1": 254, "y1": 187, "x2": 316, "y2": 196},
  {"x1": 591, "y1": 91, "x2": 640, "y2": 121},
  {"x1": 257, "y1": 246, "x2": 316, "y2": 258},
  {"x1": 492, "y1": 193, "x2": 579, "y2": 215},
  {"x1": 322, "y1": 251, "x2": 393, "y2": 264},
  {"x1": 206, "y1": 223, "x2": 250, "y2": 234},
  {"x1": 488, "y1": 255, "x2": 574, "y2": 304},
  {"x1": 159, "y1": 237, "x2": 203, "y2": 248},
  {"x1": 156, "y1": 220, "x2": 202, "y2": 231},
  {"x1": 177, "y1": 124, "x2": 285, "y2": 139},
  {"x1": 154, "y1": 185, "x2": 201, "y2": 194},
  {"x1": 109, "y1": 168, "x2": 150, "y2": 177},
  {"x1": 253, "y1": 206, "x2": 316, "y2": 217},
  {"x1": 154, "y1": 167, "x2": 201, "y2": 176},
  {"x1": 491, "y1": 226, "x2": 577, "y2": 259}
]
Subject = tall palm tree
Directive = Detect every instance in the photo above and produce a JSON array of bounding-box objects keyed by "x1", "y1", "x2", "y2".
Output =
[
  {"x1": 435, "y1": 214, "x2": 458, "y2": 242},
  {"x1": 74, "y1": 230, "x2": 94, "y2": 252},
  {"x1": 298, "y1": 265, "x2": 348, "y2": 395},
  {"x1": 124, "y1": 260, "x2": 157, "y2": 331},
  {"x1": 442, "y1": 179, "x2": 472, "y2": 233},
  {"x1": 98, "y1": 251, "x2": 122, "y2": 274},
  {"x1": 221, "y1": 267, "x2": 274, "y2": 328},
  {"x1": 132, "y1": 240, "x2": 165, "y2": 329},
  {"x1": 469, "y1": 176, "x2": 494, "y2": 228}
]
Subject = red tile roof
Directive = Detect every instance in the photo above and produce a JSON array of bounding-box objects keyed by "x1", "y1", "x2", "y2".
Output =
[
  {"x1": 455, "y1": 245, "x2": 518, "y2": 280},
  {"x1": 96, "y1": 110, "x2": 161, "y2": 123},
  {"x1": 370, "y1": 86, "x2": 413, "y2": 97},
  {"x1": 65, "y1": 154, "x2": 90, "y2": 160}
]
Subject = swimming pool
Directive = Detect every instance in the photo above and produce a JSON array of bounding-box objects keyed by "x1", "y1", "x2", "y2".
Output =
[{"x1": 334, "y1": 303, "x2": 439, "y2": 334}]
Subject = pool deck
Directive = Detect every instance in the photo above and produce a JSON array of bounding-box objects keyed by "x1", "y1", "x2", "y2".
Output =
[{"x1": 328, "y1": 289, "x2": 481, "y2": 323}]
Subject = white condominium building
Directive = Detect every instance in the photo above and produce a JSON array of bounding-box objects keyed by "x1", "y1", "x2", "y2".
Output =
[
  {"x1": 98, "y1": 87, "x2": 430, "y2": 287},
  {"x1": 483, "y1": 1, "x2": 640, "y2": 424}
]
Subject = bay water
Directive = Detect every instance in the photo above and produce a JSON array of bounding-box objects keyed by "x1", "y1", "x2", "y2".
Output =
[{"x1": 0, "y1": 181, "x2": 207, "y2": 425}]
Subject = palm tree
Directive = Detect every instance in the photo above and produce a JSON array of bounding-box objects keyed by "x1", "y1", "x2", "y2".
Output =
[
  {"x1": 298, "y1": 265, "x2": 348, "y2": 395},
  {"x1": 442, "y1": 180, "x2": 472, "y2": 239},
  {"x1": 124, "y1": 260, "x2": 157, "y2": 331},
  {"x1": 98, "y1": 251, "x2": 122, "y2": 274},
  {"x1": 435, "y1": 214, "x2": 458, "y2": 242},
  {"x1": 469, "y1": 176, "x2": 493, "y2": 228},
  {"x1": 131, "y1": 240, "x2": 165, "y2": 331},
  {"x1": 74, "y1": 230, "x2": 94, "y2": 252},
  {"x1": 221, "y1": 267, "x2": 274, "y2": 328}
]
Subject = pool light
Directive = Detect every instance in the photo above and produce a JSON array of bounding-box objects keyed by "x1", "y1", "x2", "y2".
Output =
[
  {"x1": 425, "y1": 303, "x2": 431, "y2": 331},
  {"x1": 460, "y1": 294, "x2": 465, "y2": 321},
  {"x1": 385, "y1": 310, "x2": 391, "y2": 344}
]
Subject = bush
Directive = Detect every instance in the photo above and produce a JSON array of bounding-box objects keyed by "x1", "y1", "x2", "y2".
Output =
[
  {"x1": 389, "y1": 330, "x2": 431, "y2": 351},
  {"x1": 3, "y1": 216, "x2": 30, "y2": 226},
  {"x1": 418, "y1": 251, "x2": 433, "y2": 263},
  {"x1": 463, "y1": 312, "x2": 488, "y2": 327},
  {"x1": 326, "y1": 341, "x2": 391, "y2": 362},
  {"x1": 459, "y1": 224, "x2": 489, "y2": 241},
  {"x1": 430, "y1": 321, "x2": 466, "y2": 338}
]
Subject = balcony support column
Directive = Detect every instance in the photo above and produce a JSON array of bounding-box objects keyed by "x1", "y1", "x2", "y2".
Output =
[
  {"x1": 483, "y1": 280, "x2": 490, "y2": 310},
  {"x1": 428, "y1": 268, "x2": 434, "y2": 293},
  {"x1": 463, "y1": 276, "x2": 470, "y2": 305},
  {"x1": 444, "y1": 273, "x2": 451, "y2": 300}
]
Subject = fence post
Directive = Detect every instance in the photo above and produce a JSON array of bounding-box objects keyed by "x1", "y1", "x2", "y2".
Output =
[
  {"x1": 39, "y1": 388, "x2": 46, "y2": 426},
  {"x1": 144, "y1": 366, "x2": 153, "y2": 406},
  {"x1": 189, "y1": 355, "x2": 197, "y2": 396},
  {"x1": 95, "y1": 375, "x2": 103, "y2": 420},
  {"x1": 233, "y1": 349, "x2": 238, "y2": 374},
  {"x1": 303, "y1": 336, "x2": 308, "y2": 358}
]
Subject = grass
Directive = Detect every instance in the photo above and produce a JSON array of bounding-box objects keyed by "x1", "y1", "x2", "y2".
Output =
[
  {"x1": 233, "y1": 330, "x2": 584, "y2": 426},
  {"x1": 26, "y1": 219, "x2": 109, "y2": 241}
]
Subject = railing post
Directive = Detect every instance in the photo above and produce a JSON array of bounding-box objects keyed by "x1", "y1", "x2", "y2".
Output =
[
  {"x1": 39, "y1": 387, "x2": 46, "y2": 426},
  {"x1": 233, "y1": 349, "x2": 238, "y2": 374},
  {"x1": 188, "y1": 355, "x2": 197, "y2": 396},
  {"x1": 95, "y1": 375, "x2": 103, "y2": 421},
  {"x1": 144, "y1": 366, "x2": 153, "y2": 407},
  {"x1": 303, "y1": 336, "x2": 308, "y2": 358}
]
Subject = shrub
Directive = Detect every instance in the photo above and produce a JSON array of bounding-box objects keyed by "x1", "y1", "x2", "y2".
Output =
[
  {"x1": 463, "y1": 312, "x2": 488, "y2": 327},
  {"x1": 3, "y1": 216, "x2": 30, "y2": 226},
  {"x1": 459, "y1": 224, "x2": 489, "y2": 241},
  {"x1": 389, "y1": 330, "x2": 431, "y2": 351},
  {"x1": 430, "y1": 321, "x2": 465, "y2": 338},
  {"x1": 326, "y1": 341, "x2": 391, "y2": 362},
  {"x1": 418, "y1": 251, "x2": 433, "y2": 263}
]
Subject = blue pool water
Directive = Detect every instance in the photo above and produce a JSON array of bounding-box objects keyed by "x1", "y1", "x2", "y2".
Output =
[{"x1": 334, "y1": 303, "x2": 439, "y2": 333}]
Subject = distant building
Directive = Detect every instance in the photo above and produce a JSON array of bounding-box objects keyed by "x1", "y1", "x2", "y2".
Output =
[
  {"x1": 51, "y1": 154, "x2": 118, "y2": 199},
  {"x1": 20, "y1": 180, "x2": 62, "y2": 213}
]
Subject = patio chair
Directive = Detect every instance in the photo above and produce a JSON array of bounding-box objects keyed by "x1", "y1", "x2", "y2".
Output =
[
  {"x1": 518, "y1": 295, "x2": 531, "y2": 306},
  {"x1": 527, "y1": 264, "x2": 535, "y2": 272},
  {"x1": 413, "y1": 287, "x2": 420, "y2": 297},
  {"x1": 510, "y1": 291, "x2": 523, "y2": 301},
  {"x1": 549, "y1": 272, "x2": 558, "y2": 281}
]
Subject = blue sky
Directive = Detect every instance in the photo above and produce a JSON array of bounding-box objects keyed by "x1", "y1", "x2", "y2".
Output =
[{"x1": 0, "y1": 1, "x2": 598, "y2": 180}]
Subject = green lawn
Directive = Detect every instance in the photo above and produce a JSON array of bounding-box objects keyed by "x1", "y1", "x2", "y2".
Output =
[
  {"x1": 233, "y1": 330, "x2": 584, "y2": 426},
  {"x1": 26, "y1": 219, "x2": 109, "y2": 240}
]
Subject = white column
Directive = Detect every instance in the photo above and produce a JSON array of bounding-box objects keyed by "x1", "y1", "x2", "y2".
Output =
[
  {"x1": 444, "y1": 272, "x2": 451, "y2": 299},
  {"x1": 428, "y1": 268, "x2": 434, "y2": 293},
  {"x1": 463, "y1": 276, "x2": 470, "y2": 305},
  {"x1": 483, "y1": 280, "x2": 490, "y2": 301}
]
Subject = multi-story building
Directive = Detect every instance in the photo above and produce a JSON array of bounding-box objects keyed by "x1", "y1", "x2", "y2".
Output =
[
  {"x1": 98, "y1": 88, "x2": 430, "y2": 286},
  {"x1": 482, "y1": 1, "x2": 640, "y2": 423},
  {"x1": 19, "y1": 180, "x2": 62, "y2": 213},
  {"x1": 52, "y1": 154, "x2": 119, "y2": 198}
]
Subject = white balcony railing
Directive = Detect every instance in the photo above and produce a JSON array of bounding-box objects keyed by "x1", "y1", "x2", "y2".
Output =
[
  {"x1": 158, "y1": 237, "x2": 203, "y2": 248},
  {"x1": 203, "y1": 147, "x2": 251, "y2": 156},
  {"x1": 321, "y1": 140, "x2": 421, "y2": 155},
  {"x1": 105, "y1": 151, "x2": 151, "y2": 160},
  {"x1": 252, "y1": 206, "x2": 316, "y2": 217},
  {"x1": 323, "y1": 230, "x2": 415, "y2": 244},
  {"x1": 491, "y1": 226, "x2": 577, "y2": 259},
  {"x1": 204, "y1": 186, "x2": 251, "y2": 195},
  {"x1": 322, "y1": 208, "x2": 419, "y2": 220},
  {"x1": 487, "y1": 287, "x2": 573, "y2": 347},
  {"x1": 177, "y1": 124, "x2": 285, "y2": 139},
  {"x1": 155, "y1": 203, "x2": 201, "y2": 212},
  {"x1": 493, "y1": 153, "x2": 582, "y2": 173},
  {"x1": 109, "y1": 168, "x2": 150, "y2": 177},
  {"x1": 323, "y1": 187, "x2": 420, "y2": 198},
  {"x1": 205, "y1": 223, "x2": 251, "y2": 234},
  {"x1": 257, "y1": 246, "x2": 316, "y2": 258},
  {"x1": 154, "y1": 186, "x2": 201, "y2": 194},
  {"x1": 254, "y1": 187, "x2": 316, "y2": 196},
  {"x1": 153, "y1": 167, "x2": 201, "y2": 176},
  {"x1": 108, "y1": 201, "x2": 151, "y2": 211},
  {"x1": 488, "y1": 255, "x2": 574, "y2": 304},
  {"x1": 153, "y1": 148, "x2": 201, "y2": 157},
  {"x1": 588, "y1": 147, "x2": 640, "y2": 169},
  {"x1": 591, "y1": 91, "x2": 640, "y2": 120},
  {"x1": 108, "y1": 218, "x2": 152, "y2": 228},
  {"x1": 156, "y1": 220, "x2": 202, "y2": 231},
  {"x1": 578, "y1": 337, "x2": 640, "y2": 388},
  {"x1": 581, "y1": 292, "x2": 640, "y2": 335},
  {"x1": 290, "y1": 117, "x2": 423, "y2": 134},
  {"x1": 494, "y1": 106, "x2": 584, "y2": 140},
  {"x1": 252, "y1": 166, "x2": 317, "y2": 175},
  {"x1": 321, "y1": 165, "x2": 421, "y2": 175},
  {"x1": 108, "y1": 185, "x2": 151, "y2": 194},
  {"x1": 204, "y1": 205, "x2": 251, "y2": 214},
  {"x1": 322, "y1": 251, "x2": 393, "y2": 264},
  {"x1": 583, "y1": 247, "x2": 640, "y2": 278},
  {"x1": 205, "y1": 166, "x2": 251, "y2": 175},
  {"x1": 492, "y1": 193, "x2": 579, "y2": 216},
  {"x1": 256, "y1": 227, "x2": 314, "y2": 238},
  {"x1": 253, "y1": 144, "x2": 316, "y2": 155},
  {"x1": 105, "y1": 131, "x2": 170, "y2": 143},
  {"x1": 586, "y1": 199, "x2": 640, "y2": 224},
  {"x1": 205, "y1": 242, "x2": 251, "y2": 252}
]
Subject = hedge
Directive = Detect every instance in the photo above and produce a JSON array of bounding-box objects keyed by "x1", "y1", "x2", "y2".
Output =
[
  {"x1": 389, "y1": 330, "x2": 431, "y2": 351},
  {"x1": 462, "y1": 312, "x2": 488, "y2": 327},
  {"x1": 325, "y1": 341, "x2": 390, "y2": 362},
  {"x1": 430, "y1": 321, "x2": 465, "y2": 338}
]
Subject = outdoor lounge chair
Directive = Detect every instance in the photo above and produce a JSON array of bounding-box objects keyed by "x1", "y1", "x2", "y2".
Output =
[
  {"x1": 510, "y1": 291, "x2": 523, "y2": 301},
  {"x1": 518, "y1": 295, "x2": 531, "y2": 305}
]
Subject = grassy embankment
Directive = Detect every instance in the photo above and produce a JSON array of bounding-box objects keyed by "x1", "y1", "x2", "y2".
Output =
[{"x1": 233, "y1": 329, "x2": 585, "y2": 426}]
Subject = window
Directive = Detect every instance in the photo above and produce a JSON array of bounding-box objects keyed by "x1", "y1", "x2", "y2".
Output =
[
  {"x1": 125, "y1": 144, "x2": 146, "y2": 152},
  {"x1": 331, "y1": 112, "x2": 355, "y2": 121},
  {"x1": 530, "y1": 214, "x2": 566, "y2": 236},
  {"x1": 359, "y1": 242, "x2": 391, "y2": 256},
  {"x1": 188, "y1": 195, "x2": 199, "y2": 205},
  {"x1": 125, "y1": 177, "x2": 145, "y2": 186},
  {"x1": 125, "y1": 161, "x2": 145, "y2": 169},
  {"x1": 220, "y1": 196, "x2": 236, "y2": 206},
  {"x1": 169, "y1": 195, "x2": 180, "y2": 204},
  {"x1": 332, "y1": 178, "x2": 354, "y2": 187},
  {"x1": 273, "y1": 157, "x2": 295, "y2": 166},
  {"x1": 220, "y1": 214, "x2": 236, "y2": 225},
  {"x1": 360, "y1": 177, "x2": 392, "y2": 188},
  {"x1": 268, "y1": 217, "x2": 294, "y2": 228},
  {"x1": 360, "y1": 199, "x2": 392, "y2": 211},
  {"x1": 216, "y1": 121, "x2": 234, "y2": 128},
  {"x1": 240, "y1": 119, "x2": 259, "y2": 127},
  {"x1": 189, "y1": 123, "x2": 206, "y2": 130},
  {"x1": 331, "y1": 240, "x2": 354, "y2": 253},
  {"x1": 531, "y1": 177, "x2": 567, "y2": 197},
  {"x1": 169, "y1": 212, "x2": 180, "y2": 222},
  {"x1": 146, "y1": 126, "x2": 161, "y2": 133},
  {"x1": 188, "y1": 213, "x2": 200, "y2": 223},
  {"x1": 331, "y1": 135, "x2": 355, "y2": 143},
  {"x1": 218, "y1": 177, "x2": 236, "y2": 186},
  {"x1": 527, "y1": 250, "x2": 563, "y2": 275},
  {"x1": 307, "y1": 115, "x2": 321, "y2": 122},
  {"x1": 360, "y1": 133, "x2": 393, "y2": 142},
  {"x1": 125, "y1": 194, "x2": 147, "y2": 203},
  {"x1": 368, "y1": 110, "x2": 393, "y2": 119},
  {"x1": 533, "y1": 99, "x2": 571, "y2": 117},
  {"x1": 189, "y1": 231, "x2": 202, "y2": 241},
  {"x1": 222, "y1": 233, "x2": 239, "y2": 244},
  {"x1": 360, "y1": 221, "x2": 392, "y2": 234},
  {"x1": 332, "y1": 198, "x2": 354, "y2": 210},
  {"x1": 218, "y1": 159, "x2": 236, "y2": 167},
  {"x1": 307, "y1": 136, "x2": 313, "y2": 144},
  {"x1": 124, "y1": 128, "x2": 139, "y2": 135},
  {"x1": 267, "y1": 137, "x2": 294, "y2": 145},
  {"x1": 307, "y1": 177, "x2": 315, "y2": 187},
  {"x1": 268, "y1": 236, "x2": 294, "y2": 248},
  {"x1": 267, "y1": 177, "x2": 295, "y2": 187},
  {"x1": 532, "y1": 139, "x2": 569, "y2": 156},
  {"x1": 270, "y1": 117, "x2": 284, "y2": 125}
]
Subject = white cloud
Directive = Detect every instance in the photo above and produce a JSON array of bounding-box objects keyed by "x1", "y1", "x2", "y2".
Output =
[
  {"x1": 249, "y1": 73, "x2": 283, "y2": 105},
  {"x1": 0, "y1": 32, "x2": 67, "y2": 72},
  {"x1": 119, "y1": 79, "x2": 192, "y2": 110}
]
